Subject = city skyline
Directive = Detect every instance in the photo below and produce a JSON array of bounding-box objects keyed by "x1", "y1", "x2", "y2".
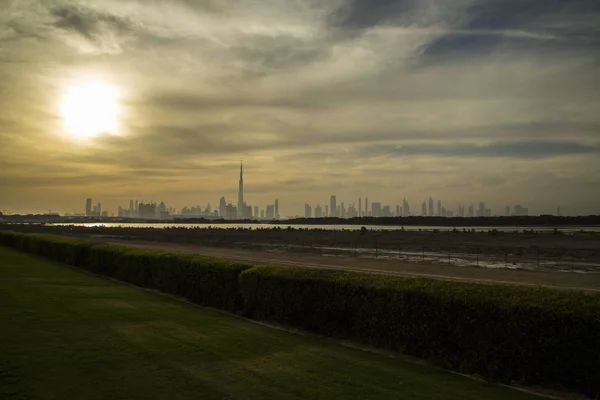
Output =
[
  {"x1": 73, "y1": 164, "x2": 546, "y2": 219},
  {"x1": 1, "y1": 1, "x2": 599, "y2": 216}
]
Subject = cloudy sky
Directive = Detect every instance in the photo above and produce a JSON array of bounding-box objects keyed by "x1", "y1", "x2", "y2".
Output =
[{"x1": 1, "y1": 0, "x2": 599, "y2": 216}]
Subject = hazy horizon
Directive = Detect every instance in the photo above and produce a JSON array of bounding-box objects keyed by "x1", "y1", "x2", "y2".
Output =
[{"x1": 1, "y1": 0, "x2": 599, "y2": 216}]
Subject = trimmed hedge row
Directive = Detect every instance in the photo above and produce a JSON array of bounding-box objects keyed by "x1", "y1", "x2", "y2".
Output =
[
  {"x1": 1, "y1": 230, "x2": 599, "y2": 395},
  {"x1": 239, "y1": 266, "x2": 600, "y2": 393},
  {"x1": 0, "y1": 230, "x2": 251, "y2": 311}
]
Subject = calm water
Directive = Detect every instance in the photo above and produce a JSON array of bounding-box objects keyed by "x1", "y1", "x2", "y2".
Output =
[{"x1": 46, "y1": 222, "x2": 600, "y2": 233}]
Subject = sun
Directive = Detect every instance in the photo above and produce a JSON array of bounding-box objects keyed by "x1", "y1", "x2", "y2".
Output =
[{"x1": 61, "y1": 80, "x2": 119, "y2": 139}]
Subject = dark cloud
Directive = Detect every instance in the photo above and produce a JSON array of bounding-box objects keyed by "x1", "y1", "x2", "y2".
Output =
[
  {"x1": 423, "y1": 0, "x2": 600, "y2": 57},
  {"x1": 361, "y1": 140, "x2": 600, "y2": 158},
  {"x1": 50, "y1": 5, "x2": 132, "y2": 41},
  {"x1": 329, "y1": 0, "x2": 414, "y2": 30}
]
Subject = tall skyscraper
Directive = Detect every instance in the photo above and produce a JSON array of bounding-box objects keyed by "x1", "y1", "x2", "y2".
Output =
[
  {"x1": 358, "y1": 198, "x2": 362, "y2": 217},
  {"x1": 428, "y1": 197, "x2": 434, "y2": 217},
  {"x1": 97, "y1": 202, "x2": 101, "y2": 217},
  {"x1": 422, "y1": 200, "x2": 427, "y2": 216},
  {"x1": 253, "y1": 206, "x2": 259, "y2": 218},
  {"x1": 330, "y1": 195, "x2": 337, "y2": 218},
  {"x1": 325, "y1": 205, "x2": 329, "y2": 217},
  {"x1": 403, "y1": 198, "x2": 410, "y2": 217},
  {"x1": 238, "y1": 161, "x2": 244, "y2": 219},
  {"x1": 315, "y1": 204, "x2": 322, "y2": 218},
  {"x1": 396, "y1": 205, "x2": 400, "y2": 217},
  {"x1": 304, "y1": 203, "x2": 312, "y2": 218},
  {"x1": 85, "y1": 198, "x2": 92, "y2": 216},
  {"x1": 437, "y1": 200, "x2": 441, "y2": 216},
  {"x1": 365, "y1": 197, "x2": 369, "y2": 216},
  {"x1": 274, "y1": 199, "x2": 279, "y2": 219}
]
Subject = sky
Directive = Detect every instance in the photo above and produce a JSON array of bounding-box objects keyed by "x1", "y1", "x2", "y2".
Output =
[{"x1": 1, "y1": 0, "x2": 599, "y2": 216}]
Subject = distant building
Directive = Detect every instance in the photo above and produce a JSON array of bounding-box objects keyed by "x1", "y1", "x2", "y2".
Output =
[
  {"x1": 219, "y1": 196, "x2": 226, "y2": 218},
  {"x1": 437, "y1": 200, "x2": 441, "y2": 217},
  {"x1": 139, "y1": 202, "x2": 157, "y2": 219},
  {"x1": 506, "y1": 205, "x2": 510, "y2": 216},
  {"x1": 238, "y1": 161, "x2": 244, "y2": 219},
  {"x1": 274, "y1": 199, "x2": 279, "y2": 219},
  {"x1": 304, "y1": 203, "x2": 312, "y2": 218},
  {"x1": 422, "y1": 200, "x2": 427, "y2": 216},
  {"x1": 514, "y1": 204, "x2": 529, "y2": 216},
  {"x1": 85, "y1": 198, "x2": 92, "y2": 216},
  {"x1": 403, "y1": 198, "x2": 410, "y2": 217},
  {"x1": 428, "y1": 197, "x2": 434, "y2": 217},
  {"x1": 358, "y1": 198, "x2": 362, "y2": 217},
  {"x1": 266, "y1": 205, "x2": 275, "y2": 219},
  {"x1": 260, "y1": 209, "x2": 265, "y2": 219},
  {"x1": 468, "y1": 204, "x2": 474, "y2": 217},
  {"x1": 325, "y1": 205, "x2": 329, "y2": 217},
  {"x1": 396, "y1": 205, "x2": 400, "y2": 217},
  {"x1": 315, "y1": 204, "x2": 322, "y2": 218},
  {"x1": 330, "y1": 195, "x2": 337, "y2": 218},
  {"x1": 253, "y1": 206, "x2": 259, "y2": 219},
  {"x1": 371, "y1": 202, "x2": 382, "y2": 218},
  {"x1": 382, "y1": 205, "x2": 391, "y2": 217}
]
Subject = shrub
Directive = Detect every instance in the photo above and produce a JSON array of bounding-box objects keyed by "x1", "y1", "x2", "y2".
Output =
[{"x1": 239, "y1": 265, "x2": 600, "y2": 394}]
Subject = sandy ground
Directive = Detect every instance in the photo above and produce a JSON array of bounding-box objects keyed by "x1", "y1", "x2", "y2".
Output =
[{"x1": 101, "y1": 238, "x2": 600, "y2": 292}]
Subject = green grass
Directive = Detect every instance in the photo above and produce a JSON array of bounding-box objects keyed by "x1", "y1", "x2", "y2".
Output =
[{"x1": 0, "y1": 247, "x2": 542, "y2": 400}]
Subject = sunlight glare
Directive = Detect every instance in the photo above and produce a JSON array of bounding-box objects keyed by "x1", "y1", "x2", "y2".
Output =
[{"x1": 61, "y1": 80, "x2": 119, "y2": 139}]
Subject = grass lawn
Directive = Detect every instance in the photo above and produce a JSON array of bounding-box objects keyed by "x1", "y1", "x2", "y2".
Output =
[{"x1": 0, "y1": 247, "x2": 543, "y2": 400}]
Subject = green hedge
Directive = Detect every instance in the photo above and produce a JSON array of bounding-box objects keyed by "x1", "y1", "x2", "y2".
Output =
[
  {"x1": 1, "y1": 230, "x2": 599, "y2": 395},
  {"x1": 239, "y1": 265, "x2": 600, "y2": 394},
  {"x1": 88, "y1": 245, "x2": 250, "y2": 310},
  {"x1": 0, "y1": 231, "x2": 252, "y2": 311}
]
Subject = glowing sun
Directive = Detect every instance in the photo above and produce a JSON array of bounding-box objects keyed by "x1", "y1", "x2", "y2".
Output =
[{"x1": 61, "y1": 81, "x2": 119, "y2": 138}]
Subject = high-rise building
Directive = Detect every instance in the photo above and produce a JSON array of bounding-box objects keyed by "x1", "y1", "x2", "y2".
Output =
[
  {"x1": 135, "y1": 200, "x2": 139, "y2": 217},
  {"x1": 422, "y1": 200, "x2": 427, "y2": 216},
  {"x1": 260, "y1": 209, "x2": 265, "y2": 218},
  {"x1": 325, "y1": 205, "x2": 329, "y2": 217},
  {"x1": 514, "y1": 205, "x2": 528, "y2": 216},
  {"x1": 428, "y1": 197, "x2": 434, "y2": 217},
  {"x1": 315, "y1": 204, "x2": 322, "y2": 218},
  {"x1": 129, "y1": 200, "x2": 134, "y2": 213},
  {"x1": 341, "y1": 203, "x2": 345, "y2": 218},
  {"x1": 97, "y1": 202, "x2": 101, "y2": 217},
  {"x1": 238, "y1": 161, "x2": 244, "y2": 219},
  {"x1": 365, "y1": 197, "x2": 369, "y2": 216},
  {"x1": 253, "y1": 206, "x2": 259, "y2": 218},
  {"x1": 505, "y1": 205, "x2": 510, "y2": 216},
  {"x1": 358, "y1": 198, "x2": 362, "y2": 217},
  {"x1": 437, "y1": 200, "x2": 441, "y2": 216},
  {"x1": 274, "y1": 199, "x2": 279, "y2": 219},
  {"x1": 403, "y1": 198, "x2": 410, "y2": 217},
  {"x1": 468, "y1": 204, "x2": 474, "y2": 217},
  {"x1": 371, "y1": 202, "x2": 382, "y2": 218},
  {"x1": 266, "y1": 205, "x2": 275, "y2": 219},
  {"x1": 396, "y1": 205, "x2": 400, "y2": 217},
  {"x1": 478, "y1": 202, "x2": 485, "y2": 217},
  {"x1": 85, "y1": 198, "x2": 92, "y2": 216},
  {"x1": 219, "y1": 197, "x2": 226, "y2": 218},
  {"x1": 304, "y1": 203, "x2": 312, "y2": 218},
  {"x1": 330, "y1": 195, "x2": 337, "y2": 218}
]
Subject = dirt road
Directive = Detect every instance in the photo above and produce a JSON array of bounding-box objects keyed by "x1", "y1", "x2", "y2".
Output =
[{"x1": 101, "y1": 239, "x2": 600, "y2": 292}]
